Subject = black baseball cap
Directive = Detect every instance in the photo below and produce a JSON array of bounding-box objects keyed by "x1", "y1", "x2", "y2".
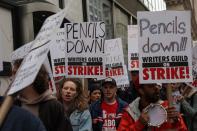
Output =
[{"x1": 102, "y1": 77, "x2": 117, "y2": 87}]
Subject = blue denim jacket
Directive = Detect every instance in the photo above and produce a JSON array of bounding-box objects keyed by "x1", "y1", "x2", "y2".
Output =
[{"x1": 69, "y1": 109, "x2": 92, "y2": 131}]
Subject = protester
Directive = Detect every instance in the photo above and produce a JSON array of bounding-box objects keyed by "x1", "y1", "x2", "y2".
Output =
[
  {"x1": 12, "y1": 59, "x2": 73, "y2": 131},
  {"x1": 178, "y1": 84, "x2": 197, "y2": 131},
  {"x1": 59, "y1": 78, "x2": 92, "y2": 131},
  {"x1": 90, "y1": 77, "x2": 128, "y2": 131},
  {"x1": 88, "y1": 82, "x2": 101, "y2": 104},
  {"x1": 117, "y1": 71, "x2": 139, "y2": 103},
  {"x1": 117, "y1": 77, "x2": 187, "y2": 131},
  {"x1": 171, "y1": 83, "x2": 182, "y2": 112},
  {"x1": 0, "y1": 96, "x2": 46, "y2": 131}
]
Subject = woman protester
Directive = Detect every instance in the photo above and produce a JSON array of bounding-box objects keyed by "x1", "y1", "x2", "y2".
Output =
[{"x1": 59, "y1": 78, "x2": 92, "y2": 131}]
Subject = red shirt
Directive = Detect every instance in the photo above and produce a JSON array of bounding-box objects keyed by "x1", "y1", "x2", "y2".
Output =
[{"x1": 101, "y1": 100, "x2": 118, "y2": 131}]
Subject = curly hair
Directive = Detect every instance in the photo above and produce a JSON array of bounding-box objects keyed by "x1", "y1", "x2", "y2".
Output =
[{"x1": 59, "y1": 78, "x2": 89, "y2": 111}]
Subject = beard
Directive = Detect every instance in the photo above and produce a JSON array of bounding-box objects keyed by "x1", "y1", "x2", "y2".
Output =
[{"x1": 146, "y1": 93, "x2": 160, "y2": 103}]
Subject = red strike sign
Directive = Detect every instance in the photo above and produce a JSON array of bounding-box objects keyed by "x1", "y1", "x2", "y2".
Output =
[
  {"x1": 143, "y1": 66, "x2": 190, "y2": 80},
  {"x1": 130, "y1": 60, "x2": 139, "y2": 69},
  {"x1": 192, "y1": 79, "x2": 197, "y2": 87},
  {"x1": 106, "y1": 68, "x2": 124, "y2": 77},
  {"x1": 55, "y1": 65, "x2": 103, "y2": 75}
]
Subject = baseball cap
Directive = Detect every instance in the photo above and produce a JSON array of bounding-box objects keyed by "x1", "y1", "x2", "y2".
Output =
[{"x1": 102, "y1": 77, "x2": 117, "y2": 87}]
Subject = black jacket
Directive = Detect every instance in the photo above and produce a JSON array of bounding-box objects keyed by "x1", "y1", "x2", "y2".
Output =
[{"x1": 0, "y1": 96, "x2": 46, "y2": 131}]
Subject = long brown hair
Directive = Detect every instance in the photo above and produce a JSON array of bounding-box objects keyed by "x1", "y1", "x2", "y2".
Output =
[{"x1": 59, "y1": 78, "x2": 89, "y2": 111}]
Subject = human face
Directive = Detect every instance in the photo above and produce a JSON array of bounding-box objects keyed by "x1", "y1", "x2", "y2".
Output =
[
  {"x1": 102, "y1": 83, "x2": 117, "y2": 101},
  {"x1": 142, "y1": 84, "x2": 160, "y2": 103},
  {"x1": 61, "y1": 81, "x2": 78, "y2": 102},
  {"x1": 90, "y1": 89, "x2": 101, "y2": 102}
]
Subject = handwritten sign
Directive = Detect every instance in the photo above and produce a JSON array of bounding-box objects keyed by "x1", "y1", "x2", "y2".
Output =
[
  {"x1": 65, "y1": 22, "x2": 106, "y2": 78},
  {"x1": 128, "y1": 25, "x2": 139, "y2": 71},
  {"x1": 116, "y1": 65, "x2": 130, "y2": 88},
  {"x1": 11, "y1": 9, "x2": 65, "y2": 61},
  {"x1": 8, "y1": 40, "x2": 51, "y2": 95},
  {"x1": 104, "y1": 38, "x2": 128, "y2": 87},
  {"x1": 104, "y1": 38, "x2": 125, "y2": 78},
  {"x1": 34, "y1": 9, "x2": 65, "y2": 46},
  {"x1": 138, "y1": 11, "x2": 193, "y2": 83},
  {"x1": 11, "y1": 41, "x2": 33, "y2": 61}
]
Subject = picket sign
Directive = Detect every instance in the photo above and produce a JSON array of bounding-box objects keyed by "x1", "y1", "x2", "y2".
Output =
[
  {"x1": 96, "y1": 38, "x2": 129, "y2": 87},
  {"x1": 50, "y1": 28, "x2": 66, "y2": 77},
  {"x1": 116, "y1": 65, "x2": 130, "y2": 88},
  {"x1": 128, "y1": 25, "x2": 139, "y2": 71},
  {"x1": 138, "y1": 11, "x2": 193, "y2": 84},
  {"x1": 8, "y1": 40, "x2": 51, "y2": 95},
  {"x1": 8, "y1": 9, "x2": 66, "y2": 95},
  {"x1": 11, "y1": 41, "x2": 33, "y2": 61},
  {"x1": 64, "y1": 22, "x2": 106, "y2": 78},
  {"x1": 43, "y1": 57, "x2": 57, "y2": 94}
]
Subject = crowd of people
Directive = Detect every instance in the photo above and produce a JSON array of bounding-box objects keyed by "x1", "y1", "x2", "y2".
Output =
[{"x1": 0, "y1": 60, "x2": 197, "y2": 131}]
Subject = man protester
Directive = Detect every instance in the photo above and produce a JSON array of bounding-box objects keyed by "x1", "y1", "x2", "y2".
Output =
[
  {"x1": 90, "y1": 77, "x2": 128, "y2": 131},
  {"x1": 117, "y1": 77, "x2": 187, "y2": 131}
]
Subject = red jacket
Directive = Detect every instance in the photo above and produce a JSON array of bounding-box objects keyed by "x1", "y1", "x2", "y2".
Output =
[{"x1": 117, "y1": 98, "x2": 187, "y2": 131}]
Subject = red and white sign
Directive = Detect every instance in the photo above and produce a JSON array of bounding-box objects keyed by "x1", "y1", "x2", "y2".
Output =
[
  {"x1": 50, "y1": 28, "x2": 66, "y2": 77},
  {"x1": 104, "y1": 38, "x2": 129, "y2": 87},
  {"x1": 138, "y1": 11, "x2": 193, "y2": 83},
  {"x1": 128, "y1": 25, "x2": 139, "y2": 71},
  {"x1": 44, "y1": 58, "x2": 56, "y2": 94},
  {"x1": 64, "y1": 22, "x2": 106, "y2": 78}
]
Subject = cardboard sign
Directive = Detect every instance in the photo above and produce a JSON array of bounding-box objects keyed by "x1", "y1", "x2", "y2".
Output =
[
  {"x1": 11, "y1": 9, "x2": 65, "y2": 61},
  {"x1": 64, "y1": 22, "x2": 106, "y2": 78},
  {"x1": 128, "y1": 25, "x2": 139, "y2": 71},
  {"x1": 138, "y1": 11, "x2": 193, "y2": 83},
  {"x1": 43, "y1": 58, "x2": 56, "y2": 94},
  {"x1": 103, "y1": 38, "x2": 129, "y2": 87},
  {"x1": 11, "y1": 41, "x2": 33, "y2": 61},
  {"x1": 34, "y1": 9, "x2": 65, "y2": 45},
  {"x1": 116, "y1": 65, "x2": 130, "y2": 88},
  {"x1": 8, "y1": 40, "x2": 51, "y2": 95},
  {"x1": 104, "y1": 38, "x2": 125, "y2": 77}
]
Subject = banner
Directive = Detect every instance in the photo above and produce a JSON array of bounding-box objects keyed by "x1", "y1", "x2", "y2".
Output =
[
  {"x1": 8, "y1": 40, "x2": 51, "y2": 95},
  {"x1": 128, "y1": 25, "x2": 139, "y2": 71},
  {"x1": 138, "y1": 11, "x2": 193, "y2": 83},
  {"x1": 64, "y1": 22, "x2": 106, "y2": 78}
]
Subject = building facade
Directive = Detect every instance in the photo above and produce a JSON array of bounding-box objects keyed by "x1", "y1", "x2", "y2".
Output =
[{"x1": 165, "y1": 0, "x2": 197, "y2": 42}]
